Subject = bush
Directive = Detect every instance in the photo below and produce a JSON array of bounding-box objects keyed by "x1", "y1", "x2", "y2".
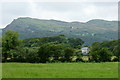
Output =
[
  {"x1": 76, "y1": 57, "x2": 83, "y2": 62},
  {"x1": 112, "y1": 57, "x2": 119, "y2": 62},
  {"x1": 64, "y1": 48, "x2": 74, "y2": 62},
  {"x1": 90, "y1": 47, "x2": 112, "y2": 62}
]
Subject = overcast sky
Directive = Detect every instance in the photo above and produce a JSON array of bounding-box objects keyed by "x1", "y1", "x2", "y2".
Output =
[{"x1": 0, "y1": 0, "x2": 119, "y2": 28}]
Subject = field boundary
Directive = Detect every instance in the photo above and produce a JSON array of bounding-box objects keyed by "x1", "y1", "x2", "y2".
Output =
[{"x1": 1, "y1": 78, "x2": 119, "y2": 80}]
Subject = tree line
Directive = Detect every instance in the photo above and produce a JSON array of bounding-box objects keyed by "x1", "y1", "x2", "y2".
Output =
[{"x1": 1, "y1": 30, "x2": 119, "y2": 63}]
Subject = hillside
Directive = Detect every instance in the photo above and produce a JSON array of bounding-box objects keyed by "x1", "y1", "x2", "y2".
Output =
[{"x1": 3, "y1": 17, "x2": 118, "y2": 45}]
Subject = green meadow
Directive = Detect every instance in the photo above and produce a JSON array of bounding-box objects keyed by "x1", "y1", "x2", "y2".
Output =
[{"x1": 2, "y1": 62, "x2": 118, "y2": 78}]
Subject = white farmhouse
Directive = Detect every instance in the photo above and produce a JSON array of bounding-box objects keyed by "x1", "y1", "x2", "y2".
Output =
[{"x1": 81, "y1": 47, "x2": 90, "y2": 56}]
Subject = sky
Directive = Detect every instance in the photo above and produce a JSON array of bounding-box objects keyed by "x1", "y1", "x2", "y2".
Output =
[{"x1": 0, "y1": 0, "x2": 119, "y2": 28}]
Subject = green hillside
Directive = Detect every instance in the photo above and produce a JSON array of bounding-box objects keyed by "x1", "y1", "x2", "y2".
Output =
[{"x1": 3, "y1": 17, "x2": 118, "y2": 45}]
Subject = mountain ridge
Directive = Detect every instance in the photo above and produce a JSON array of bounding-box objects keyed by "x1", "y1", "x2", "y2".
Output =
[{"x1": 3, "y1": 17, "x2": 118, "y2": 45}]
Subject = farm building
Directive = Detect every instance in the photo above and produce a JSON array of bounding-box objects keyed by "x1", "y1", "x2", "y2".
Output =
[{"x1": 81, "y1": 47, "x2": 90, "y2": 56}]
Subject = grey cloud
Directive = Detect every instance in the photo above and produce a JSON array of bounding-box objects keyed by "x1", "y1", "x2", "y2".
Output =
[
  {"x1": 35, "y1": 2, "x2": 88, "y2": 12},
  {"x1": 1, "y1": 2, "x2": 31, "y2": 27},
  {"x1": 0, "y1": 2, "x2": 118, "y2": 28},
  {"x1": 2, "y1": 2, "x2": 30, "y2": 16}
]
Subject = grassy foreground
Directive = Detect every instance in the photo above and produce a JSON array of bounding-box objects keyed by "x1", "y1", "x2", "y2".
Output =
[{"x1": 2, "y1": 62, "x2": 118, "y2": 78}]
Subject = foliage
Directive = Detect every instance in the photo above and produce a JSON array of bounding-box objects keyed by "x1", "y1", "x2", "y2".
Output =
[
  {"x1": 90, "y1": 42, "x2": 112, "y2": 62},
  {"x1": 64, "y1": 48, "x2": 74, "y2": 62},
  {"x1": 68, "y1": 38, "x2": 84, "y2": 48},
  {"x1": 2, "y1": 30, "x2": 119, "y2": 63},
  {"x1": 2, "y1": 30, "x2": 20, "y2": 62},
  {"x1": 99, "y1": 39, "x2": 120, "y2": 59},
  {"x1": 37, "y1": 44, "x2": 53, "y2": 63},
  {"x1": 22, "y1": 35, "x2": 84, "y2": 49}
]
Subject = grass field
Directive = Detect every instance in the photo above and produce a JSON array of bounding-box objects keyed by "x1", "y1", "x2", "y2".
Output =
[{"x1": 2, "y1": 62, "x2": 118, "y2": 78}]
